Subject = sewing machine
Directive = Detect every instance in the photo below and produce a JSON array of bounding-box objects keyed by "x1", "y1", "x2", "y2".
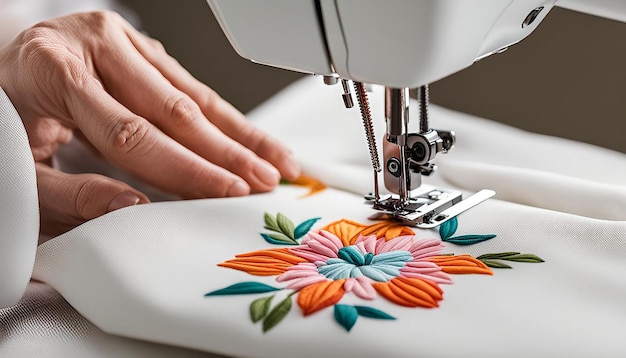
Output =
[{"x1": 205, "y1": 0, "x2": 625, "y2": 228}]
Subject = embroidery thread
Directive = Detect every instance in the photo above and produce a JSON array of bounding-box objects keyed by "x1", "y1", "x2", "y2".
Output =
[
  {"x1": 261, "y1": 212, "x2": 321, "y2": 245},
  {"x1": 438, "y1": 218, "x2": 545, "y2": 269},
  {"x1": 206, "y1": 215, "x2": 505, "y2": 333}
]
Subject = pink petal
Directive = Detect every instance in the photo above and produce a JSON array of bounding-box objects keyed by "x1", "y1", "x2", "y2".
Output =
[
  {"x1": 350, "y1": 276, "x2": 377, "y2": 300},
  {"x1": 276, "y1": 264, "x2": 319, "y2": 282},
  {"x1": 412, "y1": 246, "x2": 445, "y2": 260},
  {"x1": 354, "y1": 242, "x2": 368, "y2": 254},
  {"x1": 353, "y1": 235, "x2": 377, "y2": 253},
  {"x1": 398, "y1": 270, "x2": 452, "y2": 284},
  {"x1": 291, "y1": 248, "x2": 332, "y2": 263},
  {"x1": 319, "y1": 230, "x2": 345, "y2": 250},
  {"x1": 286, "y1": 262, "x2": 318, "y2": 270},
  {"x1": 403, "y1": 261, "x2": 442, "y2": 270},
  {"x1": 284, "y1": 275, "x2": 328, "y2": 290},
  {"x1": 302, "y1": 231, "x2": 343, "y2": 255},
  {"x1": 376, "y1": 235, "x2": 414, "y2": 253},
  {"x1": 410, "y1": 239, "x2": 444, "y2": 254},
  {"x1": 343, "y1": 278, "x2": 355, "y2": 292},
  {"x1": 305, "y1": 240, "x2": 338, "y2": 258}
]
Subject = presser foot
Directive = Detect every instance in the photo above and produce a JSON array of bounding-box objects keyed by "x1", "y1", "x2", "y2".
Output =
[{"x1": 364, "y1": 185, "x2": 495, "y2": 229}]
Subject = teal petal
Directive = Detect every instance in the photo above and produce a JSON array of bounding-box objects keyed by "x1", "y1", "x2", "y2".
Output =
[
  {"x1": 439, "y1": 217, "x2": 458, "y2": 240},
  {"x1": 325, "y1": 258, "x2": 347, "y2": 265},
  {"x1": 294, "y1": 217, "x2": 321, "y2": 239},
  {"x1": 318, "y1": 262, "x2": 356, "y2": 280},
  {"x1": 261, "y1": 233, "x2": 298, "y2": 245},
  {"x1": 204, "y1": 282, "x2": 282, "y2": 296},
  {"x1": 350, "y1": 267, "x2": 364, "y2": 278},
  {"x1": 334, "y1": 304, "x2": 358, "y2": 332},
  {"x1": 369, "y1": 263, "x2": 403, "y2": 277},
  {"x1": 364, "y1": 253, "x2": 374, "y2": 265},
  {"x1": 355, "y1": 306, "x2": 396, "y2": 320},
  {"x1": 359, "y1": 265, "x2": 395, "y2": 282},
  {"x1": 444, "y1": 234, "x2": 496, "y2": 246},
  {"x1": 338, "y1": 246, "x2": 366, "y2": 266},
  {"x1": 369, "y1": 251, "x2": 413, "y2": 265}
]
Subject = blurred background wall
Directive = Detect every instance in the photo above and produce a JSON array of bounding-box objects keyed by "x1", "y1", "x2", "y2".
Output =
[{"x1": 118, "y1": 1, "x2": 625, "y2": 153}]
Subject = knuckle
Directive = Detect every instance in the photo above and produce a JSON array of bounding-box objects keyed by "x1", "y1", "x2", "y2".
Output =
[
  {"x1": 84, "y1": 11, "x2": 121, "y2": 35},
  {"x1": 224, "y1": 146, "x2": 257, "y2": 172},
  {"x1": 242, "y1": 125, "x2": 267, "y2": 152},
  {"x1": 19, "y1": 27, "x2": 92, "y2": 93},
  {"x1": 197, "y1": 88, "x2": 221, "y2": 113},
  {"x1": 106, "y1": 117, "x2": 151, "y2": 158},
  {"x1": 19, "y1": 28, "x2": 58, "y2": 65},
  {"x1": 165, "y1": 95, "x2": 199, "y2": 128},
  {"x1": 73, "y1": 174, "x2": 108, "y2": 219},
  {"x1": 147, "y1": 37, "x2": 167, "y2": 53}
]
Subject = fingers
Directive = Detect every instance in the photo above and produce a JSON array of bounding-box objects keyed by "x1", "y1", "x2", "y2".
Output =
[
  {"x1": 121, "y1": 25, "x2": 302, "y2": 181},
  {"x1": 93, "y1": 39, "x2": 282, "y2": 192},
  {"x1": 64, "y1": 72, "x2": 253, "y2": 198},
  {"x1": 36, "y1": 163, "x2": 150, "y2": 236}
]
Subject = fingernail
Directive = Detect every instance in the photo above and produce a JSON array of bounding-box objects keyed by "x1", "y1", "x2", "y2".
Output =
[
  {"x1": 227, "y1": 181, "x2": 250, "y2": 197},
  {"x1": 254, "y1": 161, "x2": 281, "y2": 186},
  {"x1": 107, "y1": 191, "x2": 141, "y2": 212}
]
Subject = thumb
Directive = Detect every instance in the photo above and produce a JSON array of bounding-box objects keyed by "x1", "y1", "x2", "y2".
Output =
[{"x1": 36, "y1": 163, "x2": 150, "y2": 237}]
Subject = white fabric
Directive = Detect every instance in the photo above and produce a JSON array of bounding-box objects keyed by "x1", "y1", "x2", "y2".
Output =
[
  {"x1": 0, "y1": 281, "x2": 219, "y2": 357},
  {"x1": 0, "y1": 87, "x2": 39, "y2": 309},
  {"x1": 19, "y1": 76, "x2": 626, "y2": 357}
]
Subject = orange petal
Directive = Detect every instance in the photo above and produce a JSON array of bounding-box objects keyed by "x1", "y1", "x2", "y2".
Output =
[
  {"x1": 373, "y1": 278, "x2": 441, "y2": 308},
  {"x1": 297, "y1": 279, "x2": 346, "y2": 316},
  {"x1": 428, "y1": 255, "x2": 493, "y2": 275},
  {"x1": 287, "y1": 175, "x2": 327, "y2": 197},
  {"x1": 235, "y1": 248, "x2": 307, "y2": 265},
  {"x1": 320, "y1": 219, "x2": 367, "y2": 247},
  {"x1": 395, "y1": 276, "x2": 443, "y2": 301},
  {"x1": 218, "y1": 262, "x2": 287, "y2": 276},
  {"x1": 372, "y1": 281, "x2": 426, "y2": 307},
  {"x1": 218, "y1": 248, "x2": 306, "y2": 276},
  {"x1": 320, "y1": 219, "x2": 416, "y2": 246},
  {"x1": 360, "y1": 222, "x2": 415, "y2": 242}
]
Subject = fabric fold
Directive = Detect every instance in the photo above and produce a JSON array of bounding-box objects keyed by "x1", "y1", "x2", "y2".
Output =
[{"x1": 439, "y1": 160, "x2": 626, "y2": 221}]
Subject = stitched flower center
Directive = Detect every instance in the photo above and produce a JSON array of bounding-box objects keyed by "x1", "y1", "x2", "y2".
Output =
[{"x1": 317, "y1": 246, "x2": 413, "y2": 282}]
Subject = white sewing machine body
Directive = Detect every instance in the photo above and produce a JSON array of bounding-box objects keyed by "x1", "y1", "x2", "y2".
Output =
[{"x1": 206, "y1": 0, "x2": 625, "y2": 227}]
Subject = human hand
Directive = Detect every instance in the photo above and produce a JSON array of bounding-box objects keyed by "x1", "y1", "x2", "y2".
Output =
[{"x1": 0, "y1": 11, "x2": 301, "y2": 236}]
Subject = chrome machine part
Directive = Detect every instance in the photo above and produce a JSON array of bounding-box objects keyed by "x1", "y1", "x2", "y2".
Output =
[{"x1": 361, "y1": 83, "x2": 491, "y2": 228}]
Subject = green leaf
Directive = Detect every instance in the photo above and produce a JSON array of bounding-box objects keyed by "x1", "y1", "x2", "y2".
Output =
[
  {"x1": 439, "y1": 217, "x2": 458, "y2": 240},
  {"x1": 355, "y1": 306, "x2": 396, "y2": 320},
  {"x1": 477, "y1": 252, "x2": 545, "y2": 263},
  {"x1": 264, "y1": 212, "x2": 280, "y2": 232},
  {"x1": 294, "y1": 217, "x2": 321, "y2": 240},
  {"x1": 250, "y1": 295, "x2": 274, "y2": 323},
  {"x1": 481, "y1": 259, "x2": 512, "y2": 269},
  {"x1": 261, "y1": 233, "x2": 298, "y2": 245},
  {"x1": 502, "y1": 253, "x2": 545, "y2": 263},
  {"x1": 476, "y1": 252, "x2": 521, "y2": 260},
  {"x1": 444, "y1": 234, "x2": 496, "y2": 246},
  {"x1": 262, "y1": 296, "x2": 292, "y2": 333},
  {"x1": 204, "y1": 282, "x2": 282, "y2": 296},
  {"x1": 276, "y1": 213, "x2": 295, "y2": 240},
  {"x1": 334, "y1": 304, "x2": 358, "y2": 332}
]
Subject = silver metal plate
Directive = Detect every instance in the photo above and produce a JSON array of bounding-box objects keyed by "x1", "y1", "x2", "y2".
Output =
[{"x1": 366, "y1": 185, "x2": 495, "y2": 228}]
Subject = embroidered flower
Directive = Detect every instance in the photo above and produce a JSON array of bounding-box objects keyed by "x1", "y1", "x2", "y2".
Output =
[
  {"x1": 276, "y1": 231, "x2": 452, "y2": 303},
  {"x1": 219, "y1": 219, "x2": 492, "y2": 315}
]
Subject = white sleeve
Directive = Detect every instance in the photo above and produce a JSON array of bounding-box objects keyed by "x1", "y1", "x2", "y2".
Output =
[{"x1": 0, "y1": 86, "x2": 39, "y2": 308}]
